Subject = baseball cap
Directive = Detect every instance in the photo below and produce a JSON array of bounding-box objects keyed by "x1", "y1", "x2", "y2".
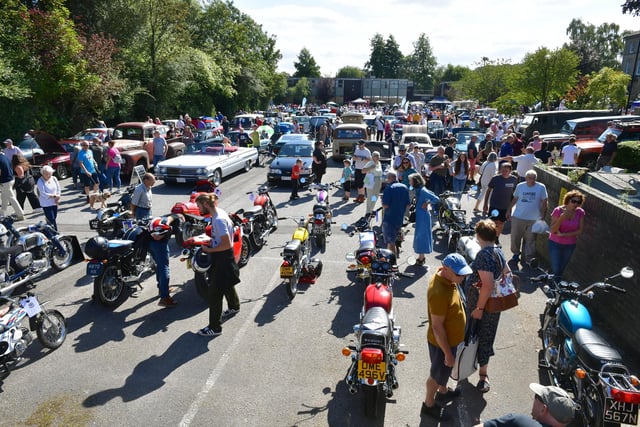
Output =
[
  {"x1": 442, "y1": 253, "x2": 473, "y2": 275},
  {"x1": 398, "y1": 143, "x2": 407, "y2": 151},
  {"x1": 529, "y1": 383, "x2": 576, "y2": 423},
  {"x1": 358, "y1": 139, "x2": 366, "y2": 145}
]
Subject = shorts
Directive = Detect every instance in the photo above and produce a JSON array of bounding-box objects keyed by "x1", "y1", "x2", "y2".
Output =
[
  {"x1": 428, "y1": 342, "x2": 457, "y2": 386},
  {"x1": 82, "y1": 173, "x2": 99, "y2": 187},
  {"x1": 343, "y1": 180, "x2": 351, "y2": 192},
  {"x1": 489, "y1": 207, "x2": 508, "y2": 222},
  {"x1": 354, "y1": 169, "x2": 365, "y2": 189},
  {"x1": 382, "y1": 221, "x2": 401, "y2": 247}
]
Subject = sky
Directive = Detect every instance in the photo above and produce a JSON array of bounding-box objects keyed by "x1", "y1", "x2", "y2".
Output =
[{"x1": 231, "y1": 0, "x2": 640, "y2": 76}]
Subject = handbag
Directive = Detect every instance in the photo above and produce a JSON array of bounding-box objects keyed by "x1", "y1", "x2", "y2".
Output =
[
  {"x1": 485, "y1": 249, "x2": 519, "y2": 313},
  {"x1": 451, "y1": 318, "x2": 479, "y2": 381}
]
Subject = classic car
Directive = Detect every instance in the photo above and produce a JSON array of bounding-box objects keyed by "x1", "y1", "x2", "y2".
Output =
[
  {"x1": 17, "y1": 135, "x2": 44, "y2": 162},
  {"x1": 25, "y1": 131, "x2": 73, "y2": 179},
  {"x1": 155, "y1": 140, "x2": 257, "y2": 186},
  {"x1": 267, "y1": 140, "x2": 314, "y2": 186},
  {"x1": 272, "y1": 133, "x2": 309, "y2": 156}
]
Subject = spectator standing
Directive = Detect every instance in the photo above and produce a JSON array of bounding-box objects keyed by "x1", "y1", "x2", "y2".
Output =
[
  {"x1": 428, "y1": 146, "x2": 449, "y2": 197},
  {"x1": 12, "y1": 153, "x2": 40, "y2": 212},
  {"x1": 362, "y1": 151, "x2": 383, "y2": 214},
  {"x1": 596, "y1": 132, "x2": 618, "y2": 170},
  {"x1": 148, "y1": 215, "x2": 180, "y2": 308},
  {"x1": 509, "y1": 147, "x2": 540, "y2": 180},
  {"x1": 341, "y1": 158, "x2": 353, "y2": 200},
  {"x1": 312, "y1": 141, "x2": 327, "y2": 184},
  {"x1": 182, "y1": 125, "x2": 194, "y2": 144},
  {"x1": 398, "y1": 158, "x2": 416, "y2": 187},
  {"x1": 474, "y1": 152, "x2": 499, "y2": 212},
  {"x1": 0, "y1": 151, "x2": 25, "y2": 221},
  {"x1": 77, "y1": 140, "x2": 99, "y2": 202},
  {"x1": 421, "y1": 253, "x2": 472, "y2": 421},
  {"x1": 560, "y1": 137, "x2": 579, "y2": 166},
  {"x1": 36, "y1": 166, "x2": 61, "y2": 229},
  {"x1": 70, "y1": 144, "x2": 82, "y2": 190},
  {"x1": 410, "y1": 173, "x2": 438, "y2": 266},
  {"x1": 130, "y1": 173, "x2": 155, "y2": 219},
  {"x1": 195, "y1": 193, "x2": 241, "y2": 337},
  {"x1": 90, "y1": 137, "x2": 107, "y2": 190},
  {"x1": 381, "y1": 171, "x2": 410, "y2": 255},
  {"x1": 352, "y1": 140, "x2": 372, "y2": 203},
  {"x1": 3, "y1": 138, "x2": 23, "y2": 160},
  {"x1": 375, "y1": 115, "x2": 385, "y2": 141},
  {"x1": 528, "y1": 131, "x2": 542, "y2": 151},
  {"x1": 444, "y1": 137, "x2": 456, "y2": 160},
  {"x1": 468, "y1": 135, "x2": 479, "y2": 182},
  {"x1": 152, "y1": 130, "x2": 168, "y2": 169},
  {"x1": 534, "y1": 141, "x2": 553, "y2": 166},
  {"x1": 412, "y1": 144, "x2": 425, "y2": 175},
  {"x1": 451, "y1": 152, "x2": 470, "y2": 196},
  {"x1": 393, "y1": 143, "x2": 416, "y2": 170},
  {"x1": 548, "y1": 190, "x2": 585, "y2": 279},
  {"x1": 105, "y1": 139, "x2": 122, "y2": 193},
  {"x1": 290, "y1": 158, "x2": 302, "y2": 201},
  {"x1": 507, "y1": 170, "x2": 548, "y2": 267},
  {"x1": 483, "y1": 162, "x2": 518, "y2": 239},
  {"x1": 499, "y1": 134, "x2": 514, "y2": 158}
]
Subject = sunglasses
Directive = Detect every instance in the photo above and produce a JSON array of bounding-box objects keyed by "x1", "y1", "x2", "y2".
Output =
[{"x1": 569, "y1": 199, "x2": 582, "y2": 204}]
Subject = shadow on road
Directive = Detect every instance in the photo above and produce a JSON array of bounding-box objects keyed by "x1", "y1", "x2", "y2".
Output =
[{"x1": 253, "y1": 280, "x2": 292, "y2": 327}]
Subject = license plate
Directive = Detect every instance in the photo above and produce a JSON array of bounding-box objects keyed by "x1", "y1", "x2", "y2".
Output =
[
  {"x1": 604, "y1": 398, "x2": 638, "y2": 425},
  {"x1": 177, "y1": 178, "x2": 186, "y2": 183},
  {"x1": 281, "y1": 176, "x2": 291, "y2": 181},
  {"x1": 89, "y1": 219, "x2": 99, "y2": 230},
  {"x1": 186, "y1": 259, "x2": 192, "y2": 270},
  {"x1": 357, "y1": 360, "x2": 387, "y2": 381},
  {"x1": 86, "y1": 260, "x2": 104, "y2": 276},
  {"x1": 280, "y1": 266, "x2": 293, "y2": 277}
]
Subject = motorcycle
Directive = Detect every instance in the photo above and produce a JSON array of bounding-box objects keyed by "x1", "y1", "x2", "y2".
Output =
[
  {"x1": 437, "y1": 191, "x2": 467, "y2": 246},
  {"x1": 85, "y1": 220, "x2": 156, "y2": 307},
  {"x1": 533, "y1": 263, "x2": 640, "y2": 427},
  {"x1": 308, "y1": 182, "x2": 338, "y2": 250},
  {"x1": 245, "y1": 185, "x2": 278, "y2": 249},
  {"x1": 341, "y1": 250, "x2": 408, "y2": 418},
  {"x1": 88, "y1": 185, "x2": 135, "y2": 239},
  {"x1": 0, "y1": 292, "x2": 67, "y2": 377},
  {"x1": 170, "y1": 179, "x2": 218, "y2": 246},
  {"x1": 343, "y1": 207, "x2": 387, "y2": 285},
  {"x1": 279, "y1": 216, "x2": 322, "y2": 300},
  {"x1": 0, "y1": 216, "x2": 80, "y2": 296},
  {"x1": 180, "y1": 209, "x2": 251, "y2": 301}
]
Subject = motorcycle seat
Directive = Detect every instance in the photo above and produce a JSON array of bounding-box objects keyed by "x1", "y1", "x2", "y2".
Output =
[
  {"x1": 283, "y1": 239, "x2": 302, "y2": 257},
  {"x1": 360, "y1": 306, "x2": 391, "y2": 334},
  {"x1": 313, "y1": 203, "x2": 329, "y2": 214},
  {"x1": 0, "y1": 244, "x2": 24, "y2": 256},
  {"x1": 243, "y1": 206, "x2": 263, "y2": 218},
  {"x1": 574, "y1": 328, "x2": 623, "y2": 370},
  {"x1": 358, "y1": 231, "x2": 376, "y2": 251},
  {"x1": 108, "y1": 239, "x2": 134, "y2": 256}
]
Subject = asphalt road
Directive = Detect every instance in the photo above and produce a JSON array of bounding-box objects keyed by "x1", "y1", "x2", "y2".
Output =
[{"x1": 0, "y1": 160, "x2": 554, "y2": 427}]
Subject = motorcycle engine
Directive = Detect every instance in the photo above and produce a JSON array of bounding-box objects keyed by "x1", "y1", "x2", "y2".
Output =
[
  {"x1": 17, "y1": 231, "x2": 48, "y2": 251},
  {"x1": 14, "y1": 252, "x2": 33, "y2": 270}
]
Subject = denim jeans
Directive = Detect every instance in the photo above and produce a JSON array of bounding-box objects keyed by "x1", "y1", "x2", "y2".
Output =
[
  {"x1": 106, "y1": 165, "x2": 122, "y2": 191},
  {"x1": 43, "y1": 205, "x2": 58, "y2": 230},
  {"x1": 452, "y1": 177, "x2": 466, "y2": 195},
  {"x1": 548, "y1": 239, "x2": 576, "y2": 280},
  {"x1": 148, "y1": 239, "x2": 170, "y2": 298},
  {"x1": 153, "y1": 155, "x2": 165, "y2": 168}
]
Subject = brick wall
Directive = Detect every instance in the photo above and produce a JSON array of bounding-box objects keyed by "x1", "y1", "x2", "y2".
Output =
[{"x1": 534, "y1": 166, "x2": 640, "y2": 364}]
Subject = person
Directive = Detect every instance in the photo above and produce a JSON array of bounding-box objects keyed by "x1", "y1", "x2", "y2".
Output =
[
  {"x1": 428, "y1": 146, "x2": 449, "y2": 197},
  {"x1": 148, "y1": 215, "x2": 181, "y2": 308},
  {"x1": 468, "y1": 135, "x2": 479, "y2": 182},
  {"x1": 466, "y1": 219, "x2": 511, "y2": 394},
  {"x1": 77, "y1": 140, "x2": 99, "y2": 202},
  {"x1": 12, "y1": 153, "x2": 40, "y2": 212},
  {"x1": 528, "y1": 131, "x2": 542, "y2": 152},
  {"x1": 3, "y1": 138, "x2": 23, "y2": 161},
  {"x1": 483, "y1": 162, "x2": 518, "y2": 240},
  {"x1": 393, "y1": 143, "x2": 416, "y2": 170},
  {"x1": 0, "y1": 151, "x2": 25, "y2": 221},
  {"x1": 508, "y1": 147, "x2": 540, "y2": 181},
  {"x1": 130, "y1": 173, "x2": 155, "y2": 220},
  {"x1": 290, "y1": 158, "x2": 302, "y2": 201},
  {"x1": 70, "y1": 143, "x2": 82, "y2": 190},
  {"x1": 152, "y1": 130, "x2": 168, "y2": 168},
  {"x1": 410, "y1": 173, "x2": 438, "y2": 266},
  {"x1": 534, "y1": 141, "x2": 553, "y2": 166},
  {"x1": 507, "y1": 170, "x2": 548, "y2": 267},
  {"x1": 341, "y1": 158, "x2": 353, "y2": 201},
  {"x1": 182, "y1": 125, "x2": 194, "y2": 144},
  {"x1": 36, "y1": 165, "x2": 61, "y2": 230},
  {"x1": 312, "y1": 141, "x2": 327, "y2": 184},
  {"x1": 421, "y1": 253, "x2": 473, "y2": 422},
  {"x1": 499, "y1": 134, "x2": 514, "y2": 158},
  {"x1": 473, "y1": 383, "x2": 576, "y2": 427},
  {"x1": 412, "y1": 144, "x2": 425, "y2": 175},
  {"x1": 444, "y1": 137, "x2": 456, "y2": 160},
  {"x1": 195, "y1": 193, "x2": 241, "y2": 337},
  {"x1": 105, "y1": 139, "x2": 122, "y2": 193},
  {"x1": 596, "y1": 132, "x2": 618, "y2": 170},
  {"x1": 353, "y1": 140, "x2": 372, "y2": 203},
  {"x1": 474, "y1": 152, "x2": 499, "y2": 212},
  {"x1": 362, "y1": 151, "x2": 383, "y2": 214},
  {"x1": 90, "y1": 137, "x2": 108, "y2": 190},
  {"x1": 477, "y1": 134, "x2": 495, "y2": 164},
  {"x1": 375, "y1": 115, "x2": 384, "y2": 141},
  {"x1": 451, "y1": 152, "x2": 470, "y2": 196},
  {"x1": 548, "y1": 190, "x2": 585, "y2": 279},
  {"x1": 381, "y1": 171, "x2": 410, "y2": 255},
  {"x1": 560, "y1": 137, "x2": 579, "y2": 166},
  {"x1": 398, "y1": 157, "x2": 416, "y2": 187}
]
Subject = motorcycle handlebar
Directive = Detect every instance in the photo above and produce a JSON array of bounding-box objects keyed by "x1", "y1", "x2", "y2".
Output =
[{"x1": 607, "y1": 284, "x2": 627, "y2": 293}]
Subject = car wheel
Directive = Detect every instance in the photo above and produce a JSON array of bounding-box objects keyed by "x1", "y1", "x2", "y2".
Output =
[
  {"x1": 55, "y1": 164, "x2": 69, "y2": 180},
  {"x1": 212, "y1": 169, "x2": 222, "y2": 186},
  {"x1": 244, "y1": 160, "x2": 252, "y2": 172}
]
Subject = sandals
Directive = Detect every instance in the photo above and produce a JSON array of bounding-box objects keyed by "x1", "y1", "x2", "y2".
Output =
[
  {"x1": 415, "y1": 258, "x2": 426, "y2": 265},
  {"x1": 477, "y1": 375, "x2": 490, "y2": 393}
]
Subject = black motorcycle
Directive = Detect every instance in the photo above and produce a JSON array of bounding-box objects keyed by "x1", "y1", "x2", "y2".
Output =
[
  {"x1": 437, "y1": 191, "x2": 469, "y2": 252},
  {"x1": 88, "y1": 185, "x2": 135, "y2": 239}
]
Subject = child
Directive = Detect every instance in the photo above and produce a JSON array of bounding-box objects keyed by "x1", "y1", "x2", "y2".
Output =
[
  {"x1": 341, "y1": 158, "x2": 353, "y2": 200},
  {"x1": 290, "y1": 158, "x2": 303, "y2": 200}
]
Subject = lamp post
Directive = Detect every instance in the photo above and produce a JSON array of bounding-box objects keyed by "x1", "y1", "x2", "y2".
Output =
[{"x1": 542, "y1": 54, "x2": 551, "y2": 111}]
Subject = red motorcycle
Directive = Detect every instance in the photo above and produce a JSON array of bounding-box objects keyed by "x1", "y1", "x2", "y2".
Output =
[{"x1": 171, "y1": 179, "x2": 217, "y2": 246}]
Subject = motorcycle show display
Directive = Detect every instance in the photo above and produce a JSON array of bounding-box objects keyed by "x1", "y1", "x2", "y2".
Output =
[
  {"x1": 279, "y1": 216, "x2": 322, "y2": 300},
  {"x1": 245, "y1": 184, "x2": 278, "y2": 249},
  {"x1": 344, "y1": 207, "x2": 383, "y2": 285},
  {"x1": 436, "y1": 191, "x2": 469, "y2": 252},
  {"x1": 533, "y1": 263, "x2": 640, "y2": 427},
  {"x1": 0, "y1": 292, "x2": 67, "y2": 377},
  {"x1": 308, "y1": 182, "x2": 338, "y2": 250}
]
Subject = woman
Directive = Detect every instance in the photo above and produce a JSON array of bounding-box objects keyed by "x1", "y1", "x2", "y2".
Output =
[
  {"x1": 451, "y1": 152, "x2": 469, "y2": 196},
  {"x1": 548, "y1": 190, "x2": 585, "y2": 279},
  {"x1": 474, "y1": 152, "x2": 498, "y2": 212},
  {"x1": 398, "y1": 158, "x2": 416, "y2": 187},
  {"x1": 361, "y1": 151, "x2": 383, "y2": 214},
  {"x1": 105, "y1": 139, "x2": 122, "y2": 193},
  {"x1": 37, "y1": 165, "x2": 61, "y2": 230},
  {"x1": 12, "y1": 154, "x2": 40, "y2": 211},
  {"x1": 410, "y1": 173, "x2": 438, "y2": 266},
  {"x1": 466, "y1": 219, "x2": 511, "y2": 394}
]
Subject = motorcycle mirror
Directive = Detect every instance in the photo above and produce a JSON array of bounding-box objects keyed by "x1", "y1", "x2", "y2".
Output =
[
  {"x1": 621, "y1": 266, "x2": 634, "y2": 279},
  {"x1": 341, "y1": 223, "x2": 349, "y2": 231},
  {"x1": 300, "y1": 177, "x2": 306, "y2": 184},
  {"x1": 345, "y1": 252, "x2": 356, "y2": 262},
  {"x1": 248, "y1": 192, "x2": 255, "y2": 202},
  {"x1": 339, "y1": 178, "x2": 345, "y2": 184},
  {"x1": 406, "y1": 256, "x2": 417, "y2": 266}
]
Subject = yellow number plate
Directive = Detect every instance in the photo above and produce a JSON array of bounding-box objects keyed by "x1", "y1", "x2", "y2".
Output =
[
  {"x1": 357, "y1": 360, "x2": 387, "y2": 381},
  {"x1": 186, "y1": 259, "x2": 192, "y2": 270},
  {"x1": 280, "y1": 266, "x2": 294, "y2": 277}
]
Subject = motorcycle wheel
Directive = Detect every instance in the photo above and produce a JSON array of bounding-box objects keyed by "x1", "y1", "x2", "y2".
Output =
[
  {"x1": 94, "y1": 264, "x2": 127, "y2": 307},
  {"x1": 438, "y1": 206, "x2": 446, "y2": 230},
  {"x1": 315, "y1": 233, "x2": 326, "y2": 250},
  {"x1": 251, "y1": 221, "x2": 265, "y2": 249},
  {"x1": 36, "y1": 310, "x2": 67, "y2": 349},
  {"x1": 51, "y1": 236, "x2": 74, "y2": 271},
  {"x1": 447, "y1": 229, "x2": 458, "y2": 253},
  {"x1": 238, "y1": 236, "x2": 251, "y2": 267},
  {"x1": 194, "y1": 271, "x2": 210, "y2": 301},
  {"x1": 363, "y1": 385, "x2": 381, "y2": 418},
  {"x1": 580, "y1": 383, "x2": 607, "y2": 427},
  {"x1": 267, "y1": 205, "x2": 278, "y2": 230},
  {"x1": 286, "y1": 264, "x2": 300, "y2": 300}
]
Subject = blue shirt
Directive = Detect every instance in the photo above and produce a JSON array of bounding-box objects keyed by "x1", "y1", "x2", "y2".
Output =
[
  {"x1": 77, "y1": 148, "x2": 96, "y2": 174},
  {"x1": 382, "y1": 182, "x2": 410, "y2": 227},
  {"x1": 0, "y1": 153, "x2": 13, "y2": 183}
]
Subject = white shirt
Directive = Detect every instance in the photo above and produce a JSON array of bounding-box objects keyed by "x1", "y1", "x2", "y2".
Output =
[
  {"x1": 512, "y1": 153, "x2": 540, "y2": 177},
  {"x1": 561, "y1": 144, "x2": 580, "y2": 165},
  {"x1": 353, "y1": 146, "x2": 371, "y2": 169}
]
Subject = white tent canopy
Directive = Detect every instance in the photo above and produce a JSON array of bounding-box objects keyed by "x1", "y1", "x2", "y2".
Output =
[{"x1": 351, "y1": 98, "x2": 367, "y2": 104}]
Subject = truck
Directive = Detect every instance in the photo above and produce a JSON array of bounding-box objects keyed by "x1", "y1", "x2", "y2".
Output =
[{"x1": 110, "y1": 122, "x2": 186, "y2": 175}]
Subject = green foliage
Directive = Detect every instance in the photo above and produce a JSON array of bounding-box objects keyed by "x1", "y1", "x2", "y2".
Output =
[
  {"x1": 457, "y1": 57, "x2": 515, "y2": 105},
  {"x1": 336, "y1": 66, "x2": 364, "y2": 78},
  {"x1": 402, "y1": 33, "x2": 437, "y2": 92},
  {"x1": 293, "y1": 47, "x2": 321, "y2": 78},
  {"x1": 563, "y1": 19, "x2": 624, "y2": 75},
  {"x1": 365, "y1": 34, "x2": 402, "y2": 78},
  {"x1": 622, "y1": 1, "x2": 640, "y2": 17},
  {"x1": 289, "y1": 77, "x2": 310, "y2": 103},
  {"x1": 612, "y1": 141, "x2": 640, "y2": 171},
  {"x1": 583, "y1": 67, "x2": 630, "y2": 109}
]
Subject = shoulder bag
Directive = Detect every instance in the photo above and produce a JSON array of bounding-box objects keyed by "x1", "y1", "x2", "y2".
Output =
[{"x1": 484, "y1": 248, "x2": 519, "y2": 313}]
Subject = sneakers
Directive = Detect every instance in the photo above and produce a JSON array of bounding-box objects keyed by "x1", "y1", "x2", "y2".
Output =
[
  {"x1": 158, "y1": 297, "x2": 177, "y2": 308},
  {"x1": 421, "y1": 403, "x2": 451, "y2": 421},
  {"x1": 436, "y1": 387, "x2": 461, "y2": 403},
  {"x1": 221, "y1": 308, "x2": 239, "y2": 320},
  {"x1": 477, "y1": 375, "x2": 491, "y2": 393},
  {"x1": 198, "y1": 326, "x2": 222, "y2": 337}
]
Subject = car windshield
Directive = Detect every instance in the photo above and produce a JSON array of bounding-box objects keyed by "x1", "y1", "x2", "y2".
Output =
[
  {"x1": 559, "y1": 121, "x2": 577, "y2": 135},
  {"x1": 309, "y1": 117, "x2": 326, "y2": 127},
  {"x1": 336, "y1": 129, "x2": 367, "y2": 139},
  {"x1": 597, "y1": 127, "x2": 620, "y2": 142},
  {"x1": 188, "y1": 142, "x2": 227, "y2": 155},
  {"x1": 112, "y1": 127, "x2": 142, "y2": 140},
  {"x1": 279, "y1": 143, "x2": 313, "y2": 157},
  {"x1": 71, "y1": 130, "x2": 102, "y2": 140},
  {"x1": 19, "y1": 139, "x2": 40, "y2": 150}
]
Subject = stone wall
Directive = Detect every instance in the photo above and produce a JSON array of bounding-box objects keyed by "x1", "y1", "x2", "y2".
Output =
[{"x1": 534, "y1": 165, "x2": 640, "y2": 363}]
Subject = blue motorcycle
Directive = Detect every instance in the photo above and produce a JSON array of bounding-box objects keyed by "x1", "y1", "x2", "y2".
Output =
[{"x1": 533, "y1": 264, "x2": 640, "y2": 427}]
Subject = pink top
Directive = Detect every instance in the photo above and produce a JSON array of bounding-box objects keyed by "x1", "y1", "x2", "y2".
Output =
[
  {"x1": 107, "y1": 147, "x2": 120, "y2": 168},
  {"x1": 548, "y1": 206, "x2": 585, "y2": 245}
]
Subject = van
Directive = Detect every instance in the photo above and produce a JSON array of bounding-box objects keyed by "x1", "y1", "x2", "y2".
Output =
[
  {"x1": 232, "y1": 113, "x2": 264, "y2": 130},
  {"x1": 518, "y1": 110, "x2": 612, "y2": 140},
  {"x1": 332, "y1": 112, "x2": 369, "y2": 161}
]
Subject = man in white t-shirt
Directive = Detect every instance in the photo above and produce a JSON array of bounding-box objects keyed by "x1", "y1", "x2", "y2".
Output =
[
  {"x1": 560, "y1": 137, "x2": 580, "y2": 166},
  {"x1": 508, "y1": 147, "x2": 540, "y2": 180},
  {"x1": 352, "y1": 139, "x2": 372, "y2": 203}
]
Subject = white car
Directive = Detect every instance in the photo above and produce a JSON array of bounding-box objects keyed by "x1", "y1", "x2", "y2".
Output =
[{"x1": 155, "y1": 141, "x2": 258, "y2": 186}]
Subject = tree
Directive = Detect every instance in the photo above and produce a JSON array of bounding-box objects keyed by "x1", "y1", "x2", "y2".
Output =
[
  {"x1": 622, "y1": 0, "x2": 640, "y2": 16},
  {"x1": 563, "y1": 19, "x2": 624, "y2": 75},
  {"x1": 293, "y1": 47, "x2": 321, "y2": 78},
  {"x1": 433, "y1": 64, "x2": 470, "y2": 100},
  {"x1": 457, "y1": 57, "x2": 515, "y2": 105},
  {"x1": 583, "y1": 67, "x2": 630, "y2": 109},
  {"x1": 403, "y1": 33, "x2": 437, "y2": 92},
  {"x1": 383, "y1": 35, "x2": 403, "y2": 78},
  {"x1": 289, "y1": 77, "x2": 310, "y2": 103},
  {"x1": 336, "y1": 66, "x2": 364, "y2": 78},
  {"x1": 365, "y1": 33, "x2": 386, "y2": 78}
]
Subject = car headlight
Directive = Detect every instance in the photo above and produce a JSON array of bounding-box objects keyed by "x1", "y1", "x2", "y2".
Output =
[
  {"x1": 269, "y1": 168, "x2": 282, "y2": 175},
  {"x1": 158, "y1": 167, "x2": 166, "y2": 174},
  {"x1": 196, "y1": 168, "x2": 205, "y2": 175}
]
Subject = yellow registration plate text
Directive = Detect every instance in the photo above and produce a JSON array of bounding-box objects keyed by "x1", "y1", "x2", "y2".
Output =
[
  {"x1": 280, "y1": 266, "x2": 294, "y2": 277},
  {"x1": 357, "y1": 360, "x2": 386, "y2": 381}
]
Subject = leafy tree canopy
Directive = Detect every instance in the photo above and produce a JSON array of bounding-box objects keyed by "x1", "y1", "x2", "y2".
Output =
[
  {"x1": 563, "y1": 19, "x2": 624, "y2": 75},
  {"x1": 336, "y1": 66, "x2": 364, "y2": 78},
  {"x1": 293, "y1": 47, "x2": 321, "y2": 78}
]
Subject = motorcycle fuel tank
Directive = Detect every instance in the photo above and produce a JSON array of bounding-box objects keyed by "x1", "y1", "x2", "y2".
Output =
[
  {"x1": 292, "y1": 227, "x2": 308, "y2": 242},
  {"x1": 253, "y1": 195, "x2": 269, "y2": 207},
  {"x1": 364, "y1": 284, "x2": 392, "y2": 313},
  {"x1": 558, "y1": 300, "x2": 592, "y2": 335}
]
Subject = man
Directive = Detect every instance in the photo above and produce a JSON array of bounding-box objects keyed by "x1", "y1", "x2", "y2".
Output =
[
  {"x1": 312, "y1": 141, "x2": 327, "y2": 184},
  {"x1": 412, "y1": 143, "x2": 425, "y2": 175},
  {"x1": 528, "y1": 131, "x2": 542, "y2": 152},
  {"x1": 77, "y1": 140, "x2": 100, "y2": 202},
  {"x1": 130, "y1": 172, "x2": 155, "y2": 219},
  {"x1": 375, "y1": 115, "x2": 385, "y2": 141},
  {"x1": 428, "y1": 146, "x2": 449, "y2": 197},
  {"x1": 3, "y1": 138, "x2": 23, "y2": 161},
  {"x1": 507, "y1": 147, "x2": 540, "y2": 180},
  {"x1": 507, "y1": 170, "x2": 548, "y2": 267},
  {"x1": 596, "y1": 132, "x2": 618, "y2": 170},
  {"x1": 421, "y1": 253, "x2": 472, "y2": 422},
  {"x1": 560, "y1": 137, "x2": 579, "y2": 166},
  {"x1": 483, "y1": 162, "x2": 518, "y2": 240},
  {"x1": 381, "y1": 171, "x2": 410, "y2": 255},
  {"x1": 353, "y1": 139, "x2": 372, "y2": 203},
  {"x1": 474, "y1": 383, "x2": 576, "y2": 427},
  {"x1": 499, "y1": 134, "x2": 515, "y2": 158},
  {"x1": 152, "y1": 130, "x2": 168, "y2": 169},
  {"x1": 147, "y1": 215, "x2": 181, "y2": 308},
  {"x1": 90, "y1": 137, "x2": 107, "y2": 190},
  {"x1": 0, "y1": 151, "x2": 25, "y2": 220},
  {"x1": 195, "y1": 193, "x2": 241, "y2": 337}
]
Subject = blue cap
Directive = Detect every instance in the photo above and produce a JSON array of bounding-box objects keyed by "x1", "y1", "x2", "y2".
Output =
[{"x1": 442, "y1": 253, "x2": 473, "y2": 275}]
